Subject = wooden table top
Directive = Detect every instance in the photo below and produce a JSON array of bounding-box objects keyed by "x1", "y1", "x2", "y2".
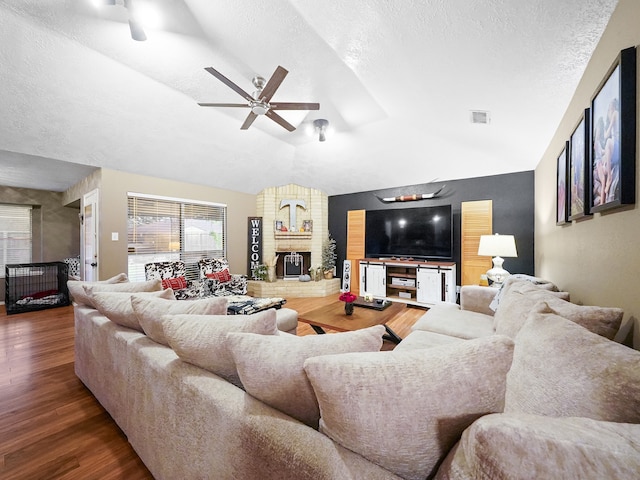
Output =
[{"x1": 298, "y1": 299, "x2": 405, "y2": 332}]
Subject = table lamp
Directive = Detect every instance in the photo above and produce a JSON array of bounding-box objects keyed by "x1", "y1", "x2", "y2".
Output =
[{"x1": 477, "y1": 233, "x2": 518, "y2": 287}]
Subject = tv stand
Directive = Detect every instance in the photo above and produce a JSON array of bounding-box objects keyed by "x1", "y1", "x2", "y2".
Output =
[{"x1": 359, "y1": 258, "x2": 456, "y2": 307}]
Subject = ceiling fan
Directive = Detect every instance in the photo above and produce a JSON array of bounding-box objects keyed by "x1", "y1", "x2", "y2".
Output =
[{"x1": 198, "y1": 65, "x2": 319, "y2": 132}]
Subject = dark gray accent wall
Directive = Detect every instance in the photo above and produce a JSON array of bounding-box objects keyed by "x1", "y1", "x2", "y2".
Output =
[{"x1": 328, "y1": 171, "x2": 534, "y2": 286}]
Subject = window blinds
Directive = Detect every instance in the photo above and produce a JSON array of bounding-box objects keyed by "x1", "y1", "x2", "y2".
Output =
[
  {"x1": 0, "y1": 204, "x2": 32, "y2": 276},
  {"x1": 127, "y1": 195, "x2": 227, "y2": 281}
]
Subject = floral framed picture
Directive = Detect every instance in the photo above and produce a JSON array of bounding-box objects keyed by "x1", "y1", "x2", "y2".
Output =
[
  {"x1": 569, "y1": 109, "x2": 591, "y2": 221},
  {"x1": 590, "y1": 46, "x2": 636, "y2": 213},
  {"x1": 556, "y1": 142, "x2": 569, "y2": 226}
]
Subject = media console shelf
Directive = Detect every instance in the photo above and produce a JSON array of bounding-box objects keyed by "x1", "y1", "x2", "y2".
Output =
[{"x1": 359, "y1": 258, "x2": 456, "y2": 307}]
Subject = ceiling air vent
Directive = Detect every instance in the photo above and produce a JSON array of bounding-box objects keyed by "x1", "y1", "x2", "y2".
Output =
[{"x1": 470, "y1": 110, "x2": 491, "y2": 124}]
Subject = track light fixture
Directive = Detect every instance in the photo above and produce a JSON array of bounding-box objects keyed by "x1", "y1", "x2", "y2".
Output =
[{"x1": 313, "y1": 119, "x2": 329, "y2": 142}]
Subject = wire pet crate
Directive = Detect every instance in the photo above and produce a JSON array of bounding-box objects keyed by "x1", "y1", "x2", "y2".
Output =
[{"x1": 5, "y1": 262, "x2": 70, "y2": 315}]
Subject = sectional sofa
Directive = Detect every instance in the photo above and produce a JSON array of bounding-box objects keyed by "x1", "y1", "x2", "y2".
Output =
[{"x1": 71, "y1": 275, "x2": 640, "y2": 479}]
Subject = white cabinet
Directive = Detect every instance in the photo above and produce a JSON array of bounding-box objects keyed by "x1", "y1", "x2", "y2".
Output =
[
  {"x1": 359, "y1": 259, "x2": 457, "y2": 306},
  {"x1": 416, "y1": 265, "x2": 456, "y2": 304},
  {"x1": 359, "y1": 262, "x2": 386, "y2": 298},
  {"x1": 416, "y1": 267, "x2": 443, "y2": 304}
]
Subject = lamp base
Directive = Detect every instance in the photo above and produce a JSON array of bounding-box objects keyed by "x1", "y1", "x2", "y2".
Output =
[{"x1": 486, "y1": 255, "x2": 510, "y2": 287}]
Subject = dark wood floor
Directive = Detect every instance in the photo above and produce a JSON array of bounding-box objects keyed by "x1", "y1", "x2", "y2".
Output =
[{"x1": 0, "y1": 296, "x2": 423, "y2": 479}]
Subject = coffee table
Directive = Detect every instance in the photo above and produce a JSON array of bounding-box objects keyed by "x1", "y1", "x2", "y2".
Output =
[{"x1": 298, "y1": 299, "x2": 404, "y2": 343}]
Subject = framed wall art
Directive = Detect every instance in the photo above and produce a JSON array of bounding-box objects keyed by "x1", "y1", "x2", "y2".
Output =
[
  {"x1": 590, "y1": 46, "x2": 636, "y2": 213},
  {"x1": 556, "y1": 142, "x2": 569, "y2": 226},
  {"x1": 569, "y1": 109, "x2": 591, "y2": 220}
]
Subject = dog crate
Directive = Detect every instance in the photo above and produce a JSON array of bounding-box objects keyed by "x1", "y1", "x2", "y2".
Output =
[{"x1": 5, "y1": 262, "x2": 70, "y2": 315}]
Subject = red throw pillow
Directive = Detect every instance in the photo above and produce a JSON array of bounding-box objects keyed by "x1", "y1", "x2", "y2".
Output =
[
  {"x1": 205, "y1": 268, "x2": 232, "y2": 283},
  {"x1": 161, "y1": 276, "x2": 188, "y2": 290}
]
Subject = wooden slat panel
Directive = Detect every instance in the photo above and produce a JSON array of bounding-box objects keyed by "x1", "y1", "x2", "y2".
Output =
[
  {"x1": 346, "y1": 210, "x2": 366, "y2": 295},
  {"x1": 461, "y1": 200, "x2": 493, "y2": 286}
]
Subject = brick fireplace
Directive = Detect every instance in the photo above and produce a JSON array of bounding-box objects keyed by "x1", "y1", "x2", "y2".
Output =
[{"x1": 247, "y1": 184, "x2": 340, "y2": 297}]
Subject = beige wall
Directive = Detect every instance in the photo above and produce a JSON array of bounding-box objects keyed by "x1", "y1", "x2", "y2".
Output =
[
  {"x1": 535, "y1": 0, "x2": 640, "y2": 348},
  {"x1": 83, "y1": 169, "x2": 256, "y2": 280}
]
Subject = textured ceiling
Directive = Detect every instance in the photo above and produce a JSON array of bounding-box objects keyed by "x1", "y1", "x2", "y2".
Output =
[{"x1": 0, "y1": 0, "x2": 619, "y2": 195}]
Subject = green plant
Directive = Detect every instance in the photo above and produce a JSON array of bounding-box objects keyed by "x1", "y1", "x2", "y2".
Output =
[
  {"x1": 322, "y1": 234, "x2": 337, "y2": 272},
  {"x1": 253, "y1": 264, "x2": 268, "y2": 281}
]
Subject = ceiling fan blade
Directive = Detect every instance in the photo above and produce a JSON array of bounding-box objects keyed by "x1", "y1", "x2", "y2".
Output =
[
  {"x1": 198, "y1": 103, "x2": 250, "y2": 108},
  {"x1": 240, "y1": 112, "x2": 259, "y2": 130},
  {"x1": 269, "y1": 102, "x2": 320, "y2": 110},
  {"x1": 265, "y1": 110, "x2": 296, "y2": 132},
  {"x1": 259, "y1": 66, "x2": 288, "y2": 102},
  {"x1": 204, "y1": 67, "x2": 254, "y2": 102}
]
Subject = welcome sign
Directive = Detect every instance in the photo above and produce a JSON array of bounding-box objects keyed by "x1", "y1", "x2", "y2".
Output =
[{"x1": 247, "y1": 217, "x2": 263, "y2": 278}]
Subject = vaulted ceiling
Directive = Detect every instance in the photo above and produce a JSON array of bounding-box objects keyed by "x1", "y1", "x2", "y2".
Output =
[{"x1": 0, "y1": 0, "x2": 619, "y2": 195}]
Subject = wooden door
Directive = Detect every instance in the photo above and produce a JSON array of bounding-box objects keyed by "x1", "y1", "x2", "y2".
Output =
[
  {"x1": 461, "y1": 200, "x2": 492, "y2": 286},
  {"x1": 346, "y1": 210, "x2": 365, "y2": 295}
]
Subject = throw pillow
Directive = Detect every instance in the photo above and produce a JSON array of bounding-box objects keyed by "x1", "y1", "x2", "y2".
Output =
[
  {"x1": 205, "y1": 268, "x2": 232, "y2": 283},
  {"x1": 303, "y1": 335, "x2": 514, "y2": 480},
  {"x1": 504, "y1": 303, "x2": 640, "y2": 422},
  {"x1": 67, "y1": 273, "x2": 129, "y2": 307},
  {"x1": 538, "y1": 297, "x2": 623, "y2": 340},
  {"x1": 493, "y1": 281, "x2": 569, "y2": 338},
  {"x1": 132, "y1": 295, "x2": 228, "y2": 345},
  {"x1": 161, "y1": 276, "x2": 188, "y2": 291},
  {"x1": 162, "y1": 309, "x2": 278, "y2": 385},
  {"x1": 438, "y1": 413, "x2": 640, "y2": 480},
  {"x1": 227, "y1": 325, "x2": 385, "y2": 429},
  {"x1": 91, "y1": 289, "x2": 176, "y2": 331},
  {"x1": 80, "y1": 279, "x2": 162, "y2": 309}
]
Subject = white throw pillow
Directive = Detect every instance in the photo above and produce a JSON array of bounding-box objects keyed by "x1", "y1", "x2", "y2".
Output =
[
  {"x1": 304, "y1": 335, "x2": 514, "y2": 480},
  {"x1": 67, "y1": 273, "x2": 129, "y2": 307},
  {"x1": 163, "y1": 310, "x2": 278, "y2": 385},
  {"x1": 132, "y1": 296, "x2": 228, "y2": 345},
  {"x1": 91, "y1": 289, "x2": 175, "y2": 331},
  {"x1": 81, "y1": 279, "x2": 162, "y2": 309},
  {"x1": 227, "y1": 325, "x2": 385, "y2": 428}
]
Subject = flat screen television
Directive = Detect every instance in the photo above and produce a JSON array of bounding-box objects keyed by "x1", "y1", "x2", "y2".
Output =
[{"x1": 365, "y1": 205, "x2": 453, "y2": 260}]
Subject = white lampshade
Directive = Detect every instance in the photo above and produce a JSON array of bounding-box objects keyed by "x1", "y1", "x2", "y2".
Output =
[
  {"x1": 477, "y1": 234, "x2": 518, "y2": 286},
  {"x1": 478, "y1": 234, "x2": 518, "y2": 257}
]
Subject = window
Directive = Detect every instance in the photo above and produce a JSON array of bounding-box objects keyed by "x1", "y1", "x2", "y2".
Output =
[
  {"x1": 0, "y1": 204, "x2": 32, "y2": 276},
  {"x1": 127, "y1": 194, "x2": 227, "y2": 282}
]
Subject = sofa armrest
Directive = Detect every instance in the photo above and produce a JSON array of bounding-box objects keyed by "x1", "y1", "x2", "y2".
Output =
[{"x1": 459, "y1": 286, "x2": 499, "y2": 316}]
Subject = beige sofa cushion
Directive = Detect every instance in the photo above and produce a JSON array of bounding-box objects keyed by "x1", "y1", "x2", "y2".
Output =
[
  {"x1": 67, "y1": 273, "x2": 129, "y2": 307},
  {"x1": 505, "y1": 304, "x2": 640, "y2": 422},
  {"x1": 163, "y1": 310, "x2": 278, "y2": 385},
  {"x1": 394, "y1": 330, "x2": 465, "y2": 351},
  {"x1": 132, "y1": 296, "x2": 228, "y2": 345},
  {"x1": 304, "y1": 335, "x2": 514, "y2": 480},
  {"x1": 227, "y1": 325, "x2": 385, "y2": 428},
  {"x1": 436, "y1": 413, "x2": 640, "y2": 480},
  {"x1": 493, "y1": 281, "x2": 569, "y2": 338},
  {"x1": 412, "y1": 302, "x2": 494, "y2": 339},
  {"x1": 81, "y1": 279, "x2": 163, "y2": 309},
  {"x1": 91, "y1": 289, "x2": 176, "y2": 331}
]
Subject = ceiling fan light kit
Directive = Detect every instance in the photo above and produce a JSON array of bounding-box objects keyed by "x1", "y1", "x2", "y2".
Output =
[
  {"x1": 313, "y1": 118, "x2": 329, "y2": 142},
  {"x1": 198, "y1": 65, "x2": 319, "y2": 132}
]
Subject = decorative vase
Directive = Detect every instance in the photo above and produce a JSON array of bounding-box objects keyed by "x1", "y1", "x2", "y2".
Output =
[
  {"x1": 324, "y1": 270, "x2": 334, "y2": 279},
  {"x1": 344, "y1": 302, "x2": 354, "y2": 316},
  {"x1": 267, "y1": 266, "x2": 276, "y2": 283}
]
